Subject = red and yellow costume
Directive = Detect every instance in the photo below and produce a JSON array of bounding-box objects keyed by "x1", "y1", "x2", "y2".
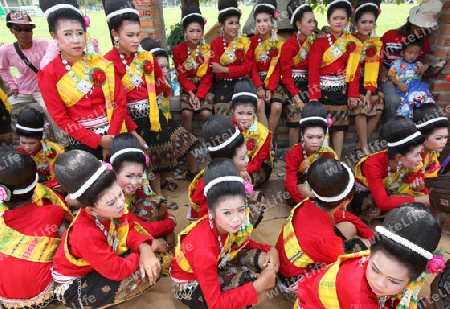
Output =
[{"x1": 422, "y1": 151, "x2": 440, "y2": 179}]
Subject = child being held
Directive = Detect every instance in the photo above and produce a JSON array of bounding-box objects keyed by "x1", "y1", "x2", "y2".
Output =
[{"x1": 388, "y1": 39, "x2": 434, "y2": 119}]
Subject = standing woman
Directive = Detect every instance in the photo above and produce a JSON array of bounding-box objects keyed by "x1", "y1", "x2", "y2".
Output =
[
  {"x1": 173, "y1": 3, "x2": 213, "y2": 134},
  {"x1": 103, "y1": 0, "x2": 199, "y2": 196},
  {"x1": 308, "y1": 0, "x2": 362, "y2": 159},
  {"x1": 351, "y1": 0, "x2": 383, "y2": 158},
  {"x1": 209, "y1": 0, "x2": 253, "y2": 118},
  {"x1": 37, "y1": 1, "x2": 138, "y2": 160},
  {"x1": 280, "y1": 0, "x2": 316, "y2": 147}
]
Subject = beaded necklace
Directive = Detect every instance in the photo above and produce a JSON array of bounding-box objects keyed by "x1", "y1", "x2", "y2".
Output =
[
  {"x1": 222, "y1": 35, "x2": 237, "y2": 61},
  {"x1": 118, "y1": 49, "x2": 143, "y2": 88},
  {"x1": 93, "y1": 213, "x2": 119, "y2": 252},
  {"x1": 187, "y1": 44, "x2": 200, "y2": 70},
  {"x1": 327, "y1": 32, "x2": 345, "y2": 58},
  {"x1": 302, "y1": 142, "x2": 319, "y2": 173},
  {"x1": 387, "y1": 163, "x2": 405, "y2": 193},
  {"x1": 62, "y1": 56, "x2": 92, "y2": 95},
  {"x1": 257, "y1": 35, "x2": 270, "y2": 63},
  {"x1": 217, "y1": 233, "x2": 232, "y2": 269}
]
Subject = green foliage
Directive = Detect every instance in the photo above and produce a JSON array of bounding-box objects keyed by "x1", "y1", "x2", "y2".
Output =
[{"x1": 166, "y1": 22, "x2": 184, "y2": 57}]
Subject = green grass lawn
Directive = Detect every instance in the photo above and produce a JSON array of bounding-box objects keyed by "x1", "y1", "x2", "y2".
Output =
[{"x1": 0, "y1": 3, "x2": 413, "y2": 52}]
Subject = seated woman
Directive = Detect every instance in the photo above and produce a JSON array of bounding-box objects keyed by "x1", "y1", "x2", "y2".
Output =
[
  {"x1": 188, "y1": 114, "x2": 266, "y2": 227},
  {"x1": 285, "y1": 101, "x2": 337, "y2": 205},
  {"x1": 110, "y1": 133, "x2": 176, "y2": 250},
  {"x1": 0, "y1": 151, "x2": 66, "y2": 308},
  {"x1": 296, "y1": 202, "x2": 444, "y2": 308},
  {"x1": 231, "y1": 78, "x2": 273, "y2": 187},
  {"x1": 276, "y1": 156, "x2": 373, "y2": 302},
  {"x1": 353, "y1": 116, "x2": 430, "y2": 219},
  {"x1": 16, "y1": 107, "x2": 65, "y2": 188},
  {"x1": 171, "y1": 158, "x2": 279, "y2": 309},
  {"x1": 413, "y1": 104, "x2": 449, "y2": 179},
  {"x1": 51, "y1": 150, "x2": 167, "y2": 309}
]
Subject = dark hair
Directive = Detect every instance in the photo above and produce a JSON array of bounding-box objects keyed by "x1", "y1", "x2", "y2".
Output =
[
  {"x1": 371, "y1": 202, "x2": 442, "y2": 280},
  {"x1": 253, "y1": 0, "x2": 277, "y2": 20},
  {"x1": 385, "y1": 116, "x2": 425, "y2": 160},
  {"x1": 39, "y1": 0, "x2": 85, "y2": 33},
  {"x1": 413, "y1": 105, "x2": 449, "y2": 137},
  {"x1": 218, "y1": 0, "x2": 241, "y2": 24},
  {"x1": 307, "y1": 157, "x2": 355, "y2": 210},
  {"x1": 402, "y1": 38, "x2": 424, "y2": 51},
  {"x1": 287, "y1": 0, "x2": 313, "y2": 30},
  {"x1": 203, "y1": 114, "x2": 245, "y2": 160},
  {"x1": 182, "y1": 3, "x2": 205, "y2": 31},
  {"x1": 104, "y1": 0, "x2": 140, "y2": 45},
  {"x1": 204, "y1": 158, "x2": 246, "y2": 211},
  {"x1": 231, "y1": 78, "x2": 258, "y2": 113},
  {"x1": 300, "y1": 101, "x2": 328, "y2": 136},
  {"x1": 354, "y1": 0, "x2": 379, "y2": 22},
  {"x1": 6, "y1": 11, "x2": 34, "y2": 28},
  {"x1": 397, "y1": 19, "x2": 413, "y2": 37},
  {"x1": 140, "y1": 38, "x2": 169, "y2": 58},
  {"x1": 16, "y1": 107, "x2": 44, "y2": 140},
  {"x1": 54, "y1": 150, "x2": 116, "y2": 207},
  {"x1": 327, "y1": 0, "x2": 352, "y2": 20},
  {"x1": 110, "y1": 133, "x2": 146, "y2": 173},
  {"x1": 0, "y1": 151, "x2": 37, "y2": 204}
]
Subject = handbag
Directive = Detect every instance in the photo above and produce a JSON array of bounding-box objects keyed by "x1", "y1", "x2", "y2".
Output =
[
  {"x1": 13, "y1": 42, "x2": 38, "y2": 74},
  {"x1": 427, "y1": 154, "x2": 450, "y2": 213}
]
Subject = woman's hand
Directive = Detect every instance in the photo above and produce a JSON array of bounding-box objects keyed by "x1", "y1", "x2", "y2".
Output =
[
  {"x1": 138, "y1": 243, "x2": 161, "y2": 284},
  {"x1": 253, "y1": 267, "x2": 277, "y2": 295},
  {"x1": 409, "y1": 177, "x2": 425, "y2": 192},
  {"x1": 130, "y1": 131, "x2": 148, "y2": 150},
  {"x1": 99, "y1": 135, "x2": 114, "y2": 161},
  {"x1": 210, "y1": 62, "x2": 228, "y2": 74},
  {"x1": 293, "y1": 95, "x2": 304, "y2": 111},
  {"x1": 379, "y1": 65, "x2": 388, "y2": 82},
  {"x1": 151, "y1": 238, "x2": 168, "y2": 254},
  {"x1": 265, "y1": 90, "x2": 272, "y2": 103},
  {"x1": 257, "y1": 86, "x2": 265, "y2": 100},
  {"x1": 364, "y1": 91, "x2": 372, "y2": 111},
  {"x1": 261, "y1": 247, "x2": 280, "y2": 270},
  {"x1": 348, "y1": 97, "x2": 359, "y2": 109},
  {"x1": 193, "y1": 97, "x2": 201, "y2": 111},
  {"x1": 240, "y1": 171, "x2": 252, "y2": 182},
  {"x1": 415, "y1": 194, "x2": 431, "y2": 206}
]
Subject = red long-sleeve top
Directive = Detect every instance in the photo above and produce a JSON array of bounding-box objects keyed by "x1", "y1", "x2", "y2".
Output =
[
  {"x1": 210, "y1": 36, "x2": 254, "y2": 79},
  {"x1": 249, "y1": 34, "x2": 282, "y2": 91},
  {"x1": 38, "y1": 56, "x2": 132, "y2": 149},
  {"x1": 0, "y1": 203, "x2": 65, "y2": 300},
  {"x1": 280, "y1": 34, "x2": 308, "y2": 97},
  {"x1": 356, "y1": 152, "x2": 415, "y2": 211},
  {"x1": 381, "y1": 29, "x2": 429, "y2": 69},
  {"x1": 308, "y1": 35, "x2": 360, "y2": 100},
  {"x1": 171, "y1": 218, "x2": 271, "y2": 309},
  {"x1": 190, "y1": 176, "x2": 207, "y2": 220},
  {"x1": 275, "y1": 200, "x2": 373, "y2": 278},
  {"x1": 247, "y1": 133, "x2": 271, "y2": 174},
  {"x1": 172, "y1": 41, "x2": 213, "y2": 99},
  {"x1": 285, "y1": 144, "x2": 336, "y2": 204},
  {"x1": 52, "y1": 209, "x2": 153, "y2": 280}
]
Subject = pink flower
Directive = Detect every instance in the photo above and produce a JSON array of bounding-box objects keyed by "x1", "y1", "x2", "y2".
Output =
[
  {"x1": 327, "y1": 116, "x2": 333, "y2": 128},
  {"x1": 101, "y1": 161, "x2": 113, "y2": 170},
  {"x1": 84, "y1": 15, "x2": 91, "y2": 28},
  {"x1": 274, "y1": 10, "x2": 280, "y2": 19},
  {"x1": 204, "y1": 18, "x2": 207, "y2": 25},
  {"x1": 426, "y1": 254, "x2": 446, "y2": 274},
  {"x1": 351, "y1": 7, "x2": 355, "y2": 12},
  {"x1": 244, "y1": 181, "x2": 253, "y2": 195},
  {"x1": 378, "y1": 8, "x2": 382, "y2": 14},
  {"x1": 0, "y1": 186, "x2": 9, "y2": 202},
  {"x1": 144, "y1": 154, "x2": 150, "y2": 166}
]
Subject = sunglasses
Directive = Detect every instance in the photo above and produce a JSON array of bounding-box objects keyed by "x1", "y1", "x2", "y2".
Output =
[{"x1": 12, "y1": 26, "x2": 33, "y2": 32}]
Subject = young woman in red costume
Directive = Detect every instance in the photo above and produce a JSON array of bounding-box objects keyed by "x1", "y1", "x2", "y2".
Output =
[
  {"x1": 173, "y1": 3, "x2": 213, "y2": 134},
  {"x1": 279, "y1": 0, "x2": 316, "y2": 147},
  {"x1": 295, "y1": 202, "x2": 444, "y2": 309},
  {"x1": 172, "y1": 158, "x2": 279, "y2": 309},
  {"x1": 308, "y1": 0, "x2": 361, "y2": 159},
  {"x1": 277, "y1": 156, "x2": 373, "y2": 302}
]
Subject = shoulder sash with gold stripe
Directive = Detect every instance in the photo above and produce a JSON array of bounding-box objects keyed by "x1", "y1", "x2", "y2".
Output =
[
  {"x1": 293, "y1": 35, "x2": 315, "y2": 66},
  {"x1": 183, "y1": 43, "x2": 211, "y2": 79},
  {"x1": 33, "y1": 182, "x2": 73, "y2": 222},
  {"x1": 243, "y1": 122, "x2": 273, "y2": 168},
  {"x1": 423, "y1": 151, "x2": 440, "y2": 178},
  {"x1": 254, "y1": 36, "x2": 285, "y2": 87},
  {"x1": 188, "y1": 169, "x2": 205, "y2": 213},
  {"x1": 298, "y1": 146, "x2": 338, "y2": 174},
  {"x1": 220, "y1": 36, "x2": 251, "y2": 66},
  {"x1": 362, "y1": 37, "x2": 383, "y2": 89}
]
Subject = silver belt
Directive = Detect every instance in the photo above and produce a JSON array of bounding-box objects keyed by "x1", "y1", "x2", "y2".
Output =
[
  {"x1": 172, "y1": 280, "x2": 199, "y2": 300},
  {"x1": 293, "y1": 74, "x2": 307, "y2": 83},
  {"x1": 127, "y1": 99, "x2": 149, "y2": 119},
  {"x1": 69, "y1": 123, "x2": 109, "y2": 145},
  {"x1": 320, "y1": 80, "x2": 347, "y2": 91}
]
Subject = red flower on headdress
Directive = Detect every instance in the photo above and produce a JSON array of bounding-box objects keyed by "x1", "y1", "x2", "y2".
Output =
[
  {"x1": 235, "y1": 48, "x2": 245, "y2": 59},
  {"x1": 247, "y1": 138, "x2": 256, "y2": 151},
  {"x1": 346, "y1": 41, "x2": 356, "y2": 53},
  {"x1": 268, "y1": 46, "x2": 279, "y2": 58},
  {"x1": 143, "y1": 60, "x2": 154, "y2": 75},
  {"x1": 365, "y1": 45, "x2": 377, "y2": 57},
  {"x1": 89, "y1": 68, "x2": 106, "y2": 86}
]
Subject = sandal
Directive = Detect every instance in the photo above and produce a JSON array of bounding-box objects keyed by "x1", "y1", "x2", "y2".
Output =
[
  {"x1": 185, "y1": 169, "x2": 199, "y2": 181},
  {"x1": 161, "y1": 180, "x2": 178, "y2": 192}
]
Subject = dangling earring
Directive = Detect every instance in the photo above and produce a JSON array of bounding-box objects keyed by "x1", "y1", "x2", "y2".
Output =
[
  {"x1": 201, "y1": 36, "x2": 206, "y2": 45},
  {"x1": 249, "y1": 114, "x2": 258, "y2": 132},
  {"x1": 184, "y1": 32, "x2": 187, "y2": 41},
  {"x1": 220, "y1": 27, "x2": 224, "y2": 36},
  {"x1": 371, "y1": 24, "x2": 377, "y2": 38},
  {"x1": 208, "y1": 213, "x2": 214, "y2": 229},
  {"x1": 114, "y1": 36, "x2": 119, "y2": 49},
  {"x1": 397, "y1": 160, "x2": 402, "y2": 173},
  {"x1": 344, "y1": 20, "x2": 352, "y2": 34},
  {"x1": 237, "y1": 25, "x2": 242, "y2": 39}
]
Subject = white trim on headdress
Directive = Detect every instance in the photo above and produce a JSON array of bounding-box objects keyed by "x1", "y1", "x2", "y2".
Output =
[
  {"x1": 207, "y1": 129, "x2": 241, "y2": 152},
  {"x1": 106, "y1": 8, "x2": 139, "y2": 23},
  {"x1": 149, "y1": 47, "x2": 165, "y2": 54},
  {"x1": 218, "y1": 7, "x2": 240, "y2": 16},
  {"x1": 12, "y1": 173, "x2": 38, "y2": 195},
  {"x1": 204, "y1": 176, "x2": 243, "y2": 196},
  {"x1": 354, "y1": 2, "x2": 379, "y2": 14},
  {"x1": 44, "y1": 4, "x2": 82, "y2": 21},
  {"x1": 182, "y1": 12, "x2": 204, "y2": 23},
  {"x1": 329, "y1": 0, "x2": 353, "y2": 8},
  {"x1": 110, "y1": 148, "x2": 145, "y2": 164},
  {"x1": 69, "y1": 165, "x2": 107, "y2": 200},
  {"x1": 416, "y1": 117, "x2": 448, "y2": 129},
  {"x1": 254, "y1": 3, "x2": 275, "y2": 12},
  {"x1": 299, "y1": 116, "x2": 327, "y2": 125},
  {"x1": 290, "y1": 4, "x2": 311, "y2": 24},
  {"x1": 387, "y1": 131, "x2": 421, "y2": 148},
  {"x1": 375, "y1": 226, "x2": 433, "y2": 259},
  {"x1": 232, "y1": 92, "x2": 258, "y2": 100},
  {"x1": 311, "y1": 162, "x2": 355, "y2": 202},
  {"x1": 15, "y1": 124, "x2": 44, "y2": 132}
]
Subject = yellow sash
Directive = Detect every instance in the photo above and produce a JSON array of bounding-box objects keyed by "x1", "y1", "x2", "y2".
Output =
[
  {"x1": 0, "y1": 214, "x2": 60, "y2": 263},
  {"x1": 321, "y1": 34, "x2": 363, "y2": 83},
  {"x1": 298, "y1": 146, "x2": 338, "y2": 174},
  {"x1": 254, "y1": 36, "x2": 285, "y2": 87},
  {"x1": 362, "y1": 37, "x2": 383, "y2": 90},
  {"x1": 183, "y1": 43, "x2": 211, "y2": 79},
  {"x1": 32, "y1": 182, "x2": 73, "y2": 222},
  {"x1": 57, "y1": 57, "x2": 127, "y2": 133},
  {"x1": 219, "y1": 36, "x2": 251, "y2": 66},
  {"x1": 293, "y1": 34, "x2": 315, "y2": 66},
  {"x1": 280, "y1": 199, "x2": 315, "y2": 268},
  {"x1": 318, "y1": 251, "x2": 370, "y2": 308},
  {"x1": 188, "y1": 169, "x2": 205, "y2": 213},
  {"x1": 243, "y1": 122, "x2": 273, "y2": 168},
  {"x1": 423, "y1": 151, "x2": 440, "y2": 178},
  {"x1": 354, "y1": 150, "x2": 425, "y2": 196},
  {"x1": 0, "y1": 88, "x2": 11, "y2": 113}
]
